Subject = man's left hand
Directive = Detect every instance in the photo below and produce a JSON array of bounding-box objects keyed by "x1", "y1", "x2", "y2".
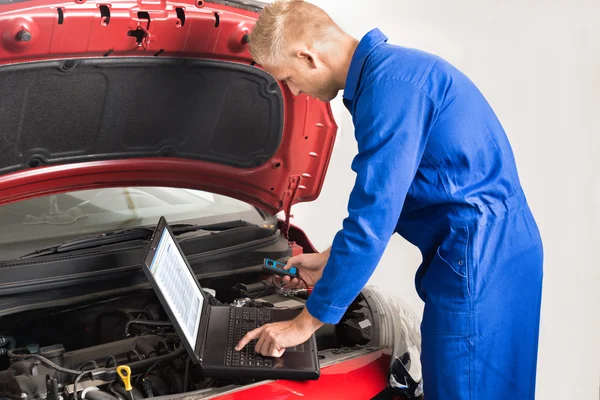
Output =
[{"x1": 235, "y1": 308, "x2": 323, "y2": 357}]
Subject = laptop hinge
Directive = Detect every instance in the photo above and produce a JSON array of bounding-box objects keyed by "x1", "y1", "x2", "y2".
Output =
[
  {"x1": 196, "y1": 302, "x2": 212, "y2": 363},
  {"x1": 281, "y1": 174, "x2": 301, "y2": 240}
]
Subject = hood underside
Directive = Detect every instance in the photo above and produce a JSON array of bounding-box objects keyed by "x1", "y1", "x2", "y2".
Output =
[{"x1": 0, "y1": 0, "x2": 337, "y2": 215}]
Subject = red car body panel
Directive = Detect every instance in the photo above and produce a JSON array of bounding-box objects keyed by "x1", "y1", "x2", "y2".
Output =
[
  {"x1": 0, "y1": 0, "x2": 337, "y2": 220},
  {"x1": 214, "y1": 351, "x2": 391, "y2": 400}
]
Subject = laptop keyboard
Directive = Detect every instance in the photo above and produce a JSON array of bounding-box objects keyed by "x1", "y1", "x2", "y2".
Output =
[{"x1": 225, "y1": 307, "x2": 274, "y2": 367}]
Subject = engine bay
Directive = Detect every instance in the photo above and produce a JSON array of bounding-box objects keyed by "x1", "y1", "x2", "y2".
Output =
[{"x1": 0, "y1": 273, "x2": 379, "y2": 400}]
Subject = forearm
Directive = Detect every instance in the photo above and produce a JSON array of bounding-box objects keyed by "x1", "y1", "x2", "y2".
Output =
[{"x1": 306, "y1": 226, "x2": 391, "y2": 323}]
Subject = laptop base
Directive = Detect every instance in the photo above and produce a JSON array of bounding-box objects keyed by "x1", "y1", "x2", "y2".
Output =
[{"x1": 201, "y1": 307, "x2": 320, "y2": 380}]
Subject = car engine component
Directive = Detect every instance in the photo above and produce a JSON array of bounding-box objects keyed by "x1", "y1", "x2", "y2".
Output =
[
  {"x1": 0, "y1": 273, "x2": 421, "y2": 399},
  {"x1": 0, "y1": 335, "x2": 187, "y2": 400}
]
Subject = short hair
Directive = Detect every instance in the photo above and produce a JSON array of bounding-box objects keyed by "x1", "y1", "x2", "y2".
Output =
[{"x1": 248, "y1": 0, "x2": 341, "y2": 67}]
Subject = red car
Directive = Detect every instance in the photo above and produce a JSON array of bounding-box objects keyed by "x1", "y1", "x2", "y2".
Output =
[{"x1": 0, "y1": 1, "x2": 423, "y2": 399}]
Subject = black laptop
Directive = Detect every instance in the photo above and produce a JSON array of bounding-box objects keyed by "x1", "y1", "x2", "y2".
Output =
[{"x1": 141, "y1": 216, "x2": 320, "y2": 380}]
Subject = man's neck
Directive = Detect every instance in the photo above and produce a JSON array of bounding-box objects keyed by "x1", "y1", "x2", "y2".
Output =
[{"x1": 333, "y1": 36, "x2": 360, "y2": 91}]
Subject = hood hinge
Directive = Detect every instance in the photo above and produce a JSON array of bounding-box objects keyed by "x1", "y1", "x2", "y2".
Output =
[{"x1": 281, "y1": 175, "x2": 301, "y2": 239}]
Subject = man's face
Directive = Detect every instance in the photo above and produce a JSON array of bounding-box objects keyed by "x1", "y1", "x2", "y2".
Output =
[{"x1": 265, "y1": 54, "x2": 339, "y2": 103}]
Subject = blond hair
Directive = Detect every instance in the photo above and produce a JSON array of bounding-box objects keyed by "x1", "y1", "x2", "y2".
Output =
[{"x1": 248, "y1": 0, "x2": 341, "y2": 67}]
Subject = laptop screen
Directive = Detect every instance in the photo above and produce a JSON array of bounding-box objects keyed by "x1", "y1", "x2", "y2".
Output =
[{"x1": 148, "y1": 227, "x2": 204, "y2": 348}]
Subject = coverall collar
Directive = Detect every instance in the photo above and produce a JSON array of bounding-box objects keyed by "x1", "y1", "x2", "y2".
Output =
[{"x1": 343, "y1": 28, "x2": 389, "y2": 102}]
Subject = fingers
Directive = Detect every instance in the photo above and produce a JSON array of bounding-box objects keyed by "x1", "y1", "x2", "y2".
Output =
[
  {"x1": 283, "y1": 277, "x2": 302, "y2": 289},
  {"x1": 235, "y1": 326, "x2": 264, "y2": 351},
  {"x1": 253, "y1": 326, "x2": 286, "y2": 358},
  {"x1": 274, "y1": 347, "x2": 286, "y2": 357},
  {"x1": 284, "y1": 255, "x2": 304, "y2": 270},
  {"x1": 267, "y1": 339, "x2": 284, "y2": 357},
  {"x1": 274, "y1": 275, "x2": 296, "y2": 289},
  {"x1": 254, "y1": 326, "x2": 268, "y2": 354},
  {"x1": 254, "y1": 327, "x2": 273, "y2": 356}
]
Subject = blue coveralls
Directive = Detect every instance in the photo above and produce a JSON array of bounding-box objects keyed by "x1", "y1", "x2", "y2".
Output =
[{"x1": 304, "y1": 29, "x2": 544, "y2": 399}]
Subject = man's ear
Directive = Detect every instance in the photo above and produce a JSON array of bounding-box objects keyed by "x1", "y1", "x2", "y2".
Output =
[{"x1": 296, "y1": 49, "x2": 320, "y2": 69}]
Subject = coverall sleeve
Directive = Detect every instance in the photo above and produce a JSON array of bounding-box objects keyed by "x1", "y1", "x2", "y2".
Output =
[{"x1": 305, "y1": 80, "x2": 438, "y2": 324}]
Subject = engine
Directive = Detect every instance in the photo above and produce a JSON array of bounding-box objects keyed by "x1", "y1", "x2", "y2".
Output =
[
  {"x1": 0, "y1": 335, "x2": 192, "y2": 400},
  {"x1": 0, "y1": 277, "x2": 378, "y2": 400}
]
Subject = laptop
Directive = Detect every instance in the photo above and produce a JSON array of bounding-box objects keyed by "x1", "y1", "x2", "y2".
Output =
[{"x1": 141, "y1": 216, "x2": 320, "y2": 380}]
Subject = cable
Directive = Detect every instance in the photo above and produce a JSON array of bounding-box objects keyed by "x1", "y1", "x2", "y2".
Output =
[
  {"x1": 144, "y1": 360, "x2": 161, "y2": 377},
  {"x1": 7, "y1": 348, "x2": 82, "y2": 375},
  {"x1": 123, "y1": 320, "x2": 172, "y2": 337},
  {"x1": 107, "y1": 382, "x2": 125, "y2": 400},
  {"x1": 78, "y1": 360, "x2": 99, "y2": 371},
  {"x1": 271, "y1": 276, "x2": 284, "y2": 290},
  {"x1": 73, "y1": 371, "x2": 93, "y2": 400},
  {"x1": 134, "y1": 359, "x2": 161, "y2": 387},
  {"x1": 282, "y1": 274, "x2": 309, "y2": 289}
]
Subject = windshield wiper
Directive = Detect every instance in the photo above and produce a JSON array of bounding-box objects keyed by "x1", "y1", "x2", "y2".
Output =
[{"x1": 16, "y1": 220, "x2": 253, "y2": 260}]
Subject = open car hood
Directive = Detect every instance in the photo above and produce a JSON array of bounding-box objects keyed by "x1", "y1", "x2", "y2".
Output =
[{"x1": 0, "y1": 0, "x2": 337, "y2": 227}]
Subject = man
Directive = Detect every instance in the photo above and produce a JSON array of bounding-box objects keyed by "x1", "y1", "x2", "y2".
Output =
[{"x1": 235, "y1": 1, "x2": 544, "y2": 399}]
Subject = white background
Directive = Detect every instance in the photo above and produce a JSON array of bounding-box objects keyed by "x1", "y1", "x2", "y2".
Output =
[{"x1": 285, "y1": 1, "x2": 600, "y2": 399}]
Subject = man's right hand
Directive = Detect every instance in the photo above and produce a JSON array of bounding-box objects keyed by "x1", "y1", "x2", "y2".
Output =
[{"x1": 282, "y1": 249, "x2": 330, "y2": 288}]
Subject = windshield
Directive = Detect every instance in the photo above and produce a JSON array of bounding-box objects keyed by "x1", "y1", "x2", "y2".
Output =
[{"x1": 0, "y1": 187, "x2": 270, "y2": 260}]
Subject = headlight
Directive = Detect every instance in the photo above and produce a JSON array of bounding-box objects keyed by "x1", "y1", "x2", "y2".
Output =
[{"x1": 361, "y1": 285, "x2": 424, "y2": 399}]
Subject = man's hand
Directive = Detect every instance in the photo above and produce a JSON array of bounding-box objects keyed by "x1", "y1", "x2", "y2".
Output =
[
  {"x1": 282, "y1": 248, "x2": 331, "y2": 288},
  {"x1": 235, "y1": 308, "x2": 324, "y2": 357}
]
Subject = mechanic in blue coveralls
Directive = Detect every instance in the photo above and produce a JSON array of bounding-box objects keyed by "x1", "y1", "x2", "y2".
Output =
[{"x1": 235, "y1": 1, "x2": 544, "y2": 399}]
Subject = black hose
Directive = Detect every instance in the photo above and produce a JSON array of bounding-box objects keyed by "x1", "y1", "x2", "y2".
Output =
[
  {"x1": 123, "y1": 320, "x2": 172, "y2": 337},
  {"x1": 110, "y1": 384, "x2": 143, "y2": 400},
  {"x1": 107, "y1": 382, "x2": 125, "y2": 400},
  {"x1": 135, "y1": 338, "x2": 157, "y2": 359},
  {"x1": 83, "y1": 390, "x2": 119, "y2": 400},
  {"x1": 126, "y1": 346, "x2": 185, "y2": 374},
  {"x1": 91, "y1": 346, "x2": 186, "y2": 382},
  {"x1": 7, "y1": 348, "x2": 82, "y2": 375}
]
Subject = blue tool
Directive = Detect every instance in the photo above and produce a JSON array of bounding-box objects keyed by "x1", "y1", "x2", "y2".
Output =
[{"x1": 263, "y1": 258, "x2": 298, "y2": 278}]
